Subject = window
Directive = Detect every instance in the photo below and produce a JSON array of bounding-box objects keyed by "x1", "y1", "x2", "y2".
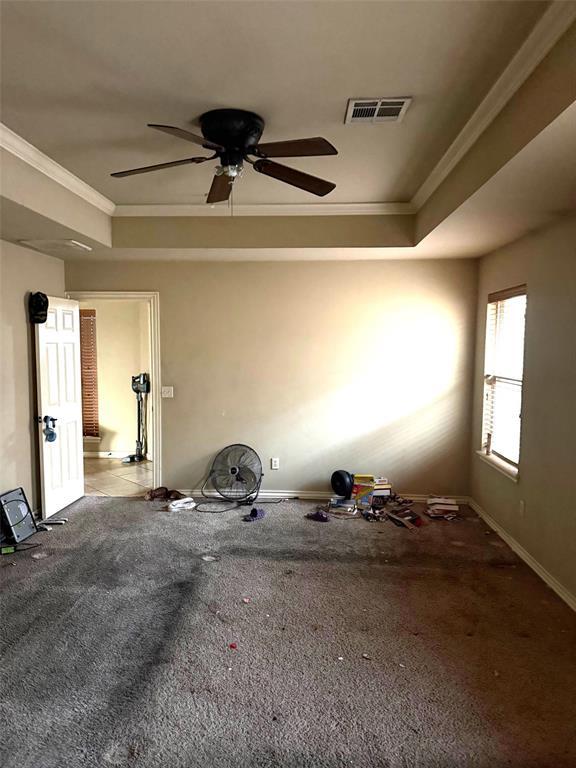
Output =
[
  {"x1": 481, "y1": 285, "x2": 527, "y2": 470},
  {"x1": 79, "y1": 309, "x2": 99, "y2": 438}
]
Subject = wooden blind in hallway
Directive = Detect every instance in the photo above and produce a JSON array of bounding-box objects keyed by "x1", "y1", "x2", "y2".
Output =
[{"x1": 79, "y1": 309, "x2": 99, "y2": 437}]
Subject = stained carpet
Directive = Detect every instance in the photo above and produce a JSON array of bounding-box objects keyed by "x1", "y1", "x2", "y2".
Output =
[{"x1": 1, "y1": 497, "x2": 575, "y2": 767}]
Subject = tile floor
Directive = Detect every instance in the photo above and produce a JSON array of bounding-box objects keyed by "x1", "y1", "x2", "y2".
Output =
[{"x1": 84, "y1": 457, "x2": 153, "y2": 497}]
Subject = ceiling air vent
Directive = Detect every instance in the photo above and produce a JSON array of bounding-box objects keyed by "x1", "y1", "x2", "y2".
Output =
[{"x1": 344, "y1": 97, "x2": 412, "y2": 124}]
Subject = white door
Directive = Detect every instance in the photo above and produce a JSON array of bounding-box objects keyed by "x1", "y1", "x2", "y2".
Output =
[{"x1": 35, "y1": 297, "x2": 84, "y2": 518}]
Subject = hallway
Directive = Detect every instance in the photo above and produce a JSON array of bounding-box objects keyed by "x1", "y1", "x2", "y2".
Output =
[{"x1": 84, "y1": 457, "x2": 153, "y2": 497}]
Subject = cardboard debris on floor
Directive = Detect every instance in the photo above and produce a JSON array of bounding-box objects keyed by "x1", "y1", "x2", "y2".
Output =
[
  {"x1": 324, "y1": 470, "x2": 462, "y2": 529},
  {"x1": 385, "y1": 508, "x2": 422, "y2": 530},
  {"x1": 326, "y1": 471, "x2": 425, "y2": 530},
  {"x1": 426, "y1": 497, "x2": 460, "y2": 520}
]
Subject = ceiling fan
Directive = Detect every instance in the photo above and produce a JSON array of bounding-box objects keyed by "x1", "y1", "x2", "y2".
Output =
[{"x1": 111, "y1": 108, "x2": 337, "y2": 203}]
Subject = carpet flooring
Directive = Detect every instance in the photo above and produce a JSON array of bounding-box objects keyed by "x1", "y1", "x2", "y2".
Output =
[{"x1": 1, "y1": 498, "x2": 575, "y2": 768}]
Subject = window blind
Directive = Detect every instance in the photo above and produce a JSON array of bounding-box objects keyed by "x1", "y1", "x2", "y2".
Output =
[
  {"x1": 482, "y1": 287, "x2": 526, "y2": 467},
  {"x1": 79, "y1": 309, "x2": 99, "y2": 438}
]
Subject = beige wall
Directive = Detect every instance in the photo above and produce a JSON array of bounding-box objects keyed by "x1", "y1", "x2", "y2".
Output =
[
  {"x1": 0, "y1": 240, "x2": 65, "y2": 510},
  {"x1": 112, "y1": 215, "x2": 414, "y2": 249},
  {"x1": 78, "y1": 299, "x2": 151, "y2": 455},
  {"x1": 471, "y1": 214, "x2": 576, "y2": 599},
  {"x1": 66, "y1": 258, "x2": 478, "y2": 495}
]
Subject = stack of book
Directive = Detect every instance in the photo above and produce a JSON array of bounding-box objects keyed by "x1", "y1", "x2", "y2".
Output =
[
  {"x1": 426, "y1": 497, "x2": 459, "y2": 520},
  {"x1": 371, "y1": 477, "x2": 392, "y2": 509}
]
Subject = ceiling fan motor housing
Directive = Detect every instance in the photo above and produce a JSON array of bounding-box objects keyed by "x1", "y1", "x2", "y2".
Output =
[{"x1": 199, "y1": 109, "x2": 265, "y2": 167}]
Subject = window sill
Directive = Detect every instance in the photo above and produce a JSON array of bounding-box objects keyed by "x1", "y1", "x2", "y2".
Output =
[
  {"x1": 476, "y1": 450, "x2": 518, "y2": 482},
  {"x1": 83, "y1": 436, "x2": 102, "y2": 443}
]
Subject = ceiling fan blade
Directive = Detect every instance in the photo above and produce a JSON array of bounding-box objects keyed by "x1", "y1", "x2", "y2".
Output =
[
  {"x1": 206, "y1": 173, "x2": 233, "y2": 204},
  {"x1": 254, "y1": 137, "x2": 337, "y2": 158},
  {"x1": 148, "y1": 123, "x2": 223, "y2": 152},
  {"x1": 111, "y1": 156, "x2": 213, "y2": 178},
  {"x1": 253, "y1": 159, "x2": 336, "y2": 197}
]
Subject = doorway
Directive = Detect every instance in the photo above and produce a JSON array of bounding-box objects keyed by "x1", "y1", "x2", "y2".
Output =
[{"x1": 67, "y1": 292, "x2": 161, "y2": 495}]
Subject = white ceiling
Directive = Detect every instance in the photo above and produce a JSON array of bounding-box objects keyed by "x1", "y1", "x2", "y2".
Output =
[{"x1": 0, "y1": 0, "x2": 547, "y2": 206}]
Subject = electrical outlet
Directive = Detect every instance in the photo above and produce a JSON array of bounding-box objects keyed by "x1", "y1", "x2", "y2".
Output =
[
  {"x1": 161, "y1": 386, "x2": 174, "y2": 398},
  {"x1": 271, "y1": 457, "x2": 280, "y2": 470},
  {"x1": 519, "y1": 499, "x2": 525, "y2": 518}
]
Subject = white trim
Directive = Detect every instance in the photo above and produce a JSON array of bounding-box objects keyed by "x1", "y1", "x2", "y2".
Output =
[
  {"x1": 67, "y1": 291, "x2": 162, "y2": 489},
  {"x1": 181, "y1": 490, "x2": 470, "y2": 503},
  {"x1": 412, "y1": 2, "x2": 576, "y2": 208},
  {"x1": 83, "y1": 450, "x2": 128, "y2": 459},
  {"x1": 468, "y1": 497, "x2": 576, "y2": 613},
  {"x1": 113, "y1": 202, "x2": 415, "y2": 218},
  {"x1": 475, "y1": 450, "x2": 519, "y2": 482},
  {"x1": 183, "y1": 489, "x2": 334, "y2": 501},
  {"x1": 0, "y1": 122, "x2": 116, "y2": 215},
  {"x1": 398, "y1": 494, "x2": 470, "y2": 505}
]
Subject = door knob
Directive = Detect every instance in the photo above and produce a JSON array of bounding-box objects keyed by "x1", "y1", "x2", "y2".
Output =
[{"x1": 42, "y1": 415, "x2": 58, "y2": 442}]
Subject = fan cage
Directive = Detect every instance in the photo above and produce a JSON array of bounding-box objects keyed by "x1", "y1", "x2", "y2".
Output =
[{"x1": 204, "y1": 443, "x2": 263, "y2": 503}]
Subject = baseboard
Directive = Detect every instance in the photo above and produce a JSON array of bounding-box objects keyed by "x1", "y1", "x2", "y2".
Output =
[
  {"x1": 401, "y1": 493, "x2": 470, "y2": 504},
  {"x1": 180, "y1": 490, "x2": 469, "y2": 503},
  {"x1": 468, "y1": 497, "x2": 576, "y2": 613},
  {"x1": 182, "y1": 489, "x2": 334, "y2": 500},
  {"x1": 83, "y1": 451, "x2": 129, "y2": 459}
]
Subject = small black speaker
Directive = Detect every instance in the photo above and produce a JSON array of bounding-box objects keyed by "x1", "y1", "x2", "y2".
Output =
[
  {"x1": 28, "y1": 292, "x2": 49, "y2": 324},
  {"x1": 331, "y1": 470, "x2": 353, "y2": 499}
]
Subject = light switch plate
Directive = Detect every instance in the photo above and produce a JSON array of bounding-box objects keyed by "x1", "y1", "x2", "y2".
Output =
[{"x1": 161, "y1": 386, "x2": 174, "y2": 398}]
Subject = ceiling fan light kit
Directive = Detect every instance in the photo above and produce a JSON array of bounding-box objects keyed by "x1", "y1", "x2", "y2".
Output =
[{"x1": 111, "y1": 108, "x2": 338, "y2": 203}]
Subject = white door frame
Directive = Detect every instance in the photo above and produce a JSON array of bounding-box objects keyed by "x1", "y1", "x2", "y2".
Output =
[{"x1": 66, "y1": 291, "x2": 162, "y2": 489}]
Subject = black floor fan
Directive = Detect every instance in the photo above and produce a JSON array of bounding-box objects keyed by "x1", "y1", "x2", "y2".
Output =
[
  {"x1": 123, "y1": 373, "x2": 150, "y2": 464},
  {"x1": 196, "y1": 444, "x2": 263, "y2": 512}
]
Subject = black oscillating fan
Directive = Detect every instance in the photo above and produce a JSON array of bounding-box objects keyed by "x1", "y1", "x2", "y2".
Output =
[{"x1": 198, "y1": 444, "x2": 263, "y2": 511}]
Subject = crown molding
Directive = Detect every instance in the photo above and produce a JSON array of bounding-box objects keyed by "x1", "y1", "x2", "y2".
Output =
[
  {"x1": 6, "y1": 0, "x2": 573, "y2": 224},
  {"x1": 412, "y1": 1, "x2": 576, "y2": 209},
  {"x1": 113, "y1": 202, "x2": 415, "y2": 217},
  {"x1": 0, "y1": 122, "x2": 116, "y2": 215}
]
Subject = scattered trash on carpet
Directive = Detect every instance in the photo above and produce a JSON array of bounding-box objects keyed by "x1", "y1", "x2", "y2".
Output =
[
  {"x1": 243, "y1": 507, "x2": 266, "y2": 522},
  {"x1": 201, "y1": 554, "x2": 220, "y2": 562},
  {"x1": 168, "y1": 497, "x2": 196, "y2": 511},
  {"x1": 144, "y1": 487, "x2": 186, "y2": 501},
  {"x1": 426, "y1": 497, "x2": 460, "y2": 520}
]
